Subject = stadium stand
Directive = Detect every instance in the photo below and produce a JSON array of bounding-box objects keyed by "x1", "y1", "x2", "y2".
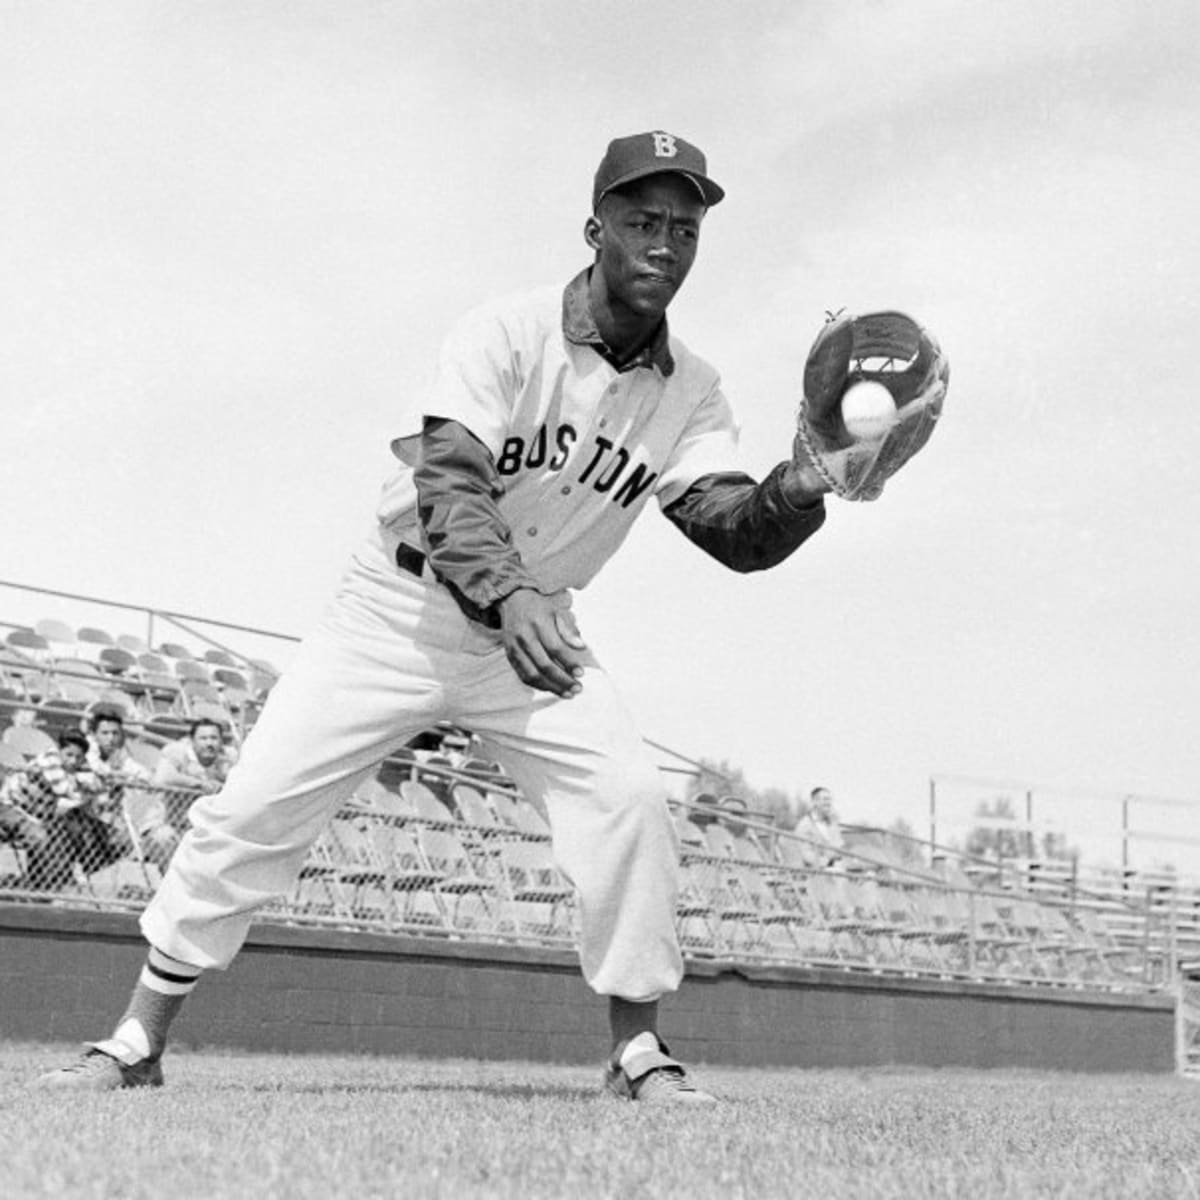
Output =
[{"x1": 1, "y1": 584, "x2": 1194, "y2": 1003}]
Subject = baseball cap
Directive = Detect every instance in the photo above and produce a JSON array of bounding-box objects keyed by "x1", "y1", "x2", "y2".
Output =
[{"x1": 592, "y1": 130, "x2": 725, "y2": 211}]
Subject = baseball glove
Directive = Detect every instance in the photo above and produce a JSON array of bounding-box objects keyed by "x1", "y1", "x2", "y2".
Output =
[{"x1": 794, "y1": 310, "x2": 949, "y2": 501}]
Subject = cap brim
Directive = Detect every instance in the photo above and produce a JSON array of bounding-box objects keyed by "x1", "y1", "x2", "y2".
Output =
[{"x1": 595, "y1": 165, "x2": 724, "y2": 209}]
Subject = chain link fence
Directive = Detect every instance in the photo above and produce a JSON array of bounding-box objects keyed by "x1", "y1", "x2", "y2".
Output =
[{"x1": 0, "y1": 753, "x2": 1178, "y2": 995}]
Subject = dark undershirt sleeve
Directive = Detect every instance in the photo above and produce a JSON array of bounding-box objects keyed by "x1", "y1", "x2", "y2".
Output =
[
  {"x1": 414, "y1": 417, "x2": 540, "y2": 626},
  {"x1": 663, "y1": 464, "x2": 826, "y2": 572}
]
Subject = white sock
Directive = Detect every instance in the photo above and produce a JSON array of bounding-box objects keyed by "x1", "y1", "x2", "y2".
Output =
[
  {"x1": 111, "y1": 1017, "x2": 152, "y2": 1059},
  {"x1": 620, "y1": 1030, "x2": 660, "y2": 1068}
]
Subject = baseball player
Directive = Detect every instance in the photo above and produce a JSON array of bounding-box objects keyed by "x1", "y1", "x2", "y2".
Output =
[{"x1": 36, "y1": 130, "x2": 946, "y2": 1103}]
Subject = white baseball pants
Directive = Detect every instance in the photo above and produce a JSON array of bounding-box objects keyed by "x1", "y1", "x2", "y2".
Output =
[{"x1": 140, "y1": 524, "x2": 683, "y2": 1003}]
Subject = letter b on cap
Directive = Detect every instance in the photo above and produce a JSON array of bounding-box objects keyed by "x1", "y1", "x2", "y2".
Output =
[{"x1": 651, "y1": 132, "x2": 677, "y2": 158}]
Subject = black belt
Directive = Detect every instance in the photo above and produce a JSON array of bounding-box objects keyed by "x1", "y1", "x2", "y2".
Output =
[
  {"x1": 395, "y1": 543, "x2": 428, "y2": 578},
  {"x1": 396, "y1": 542, "x2": 502, "y2": 629}
]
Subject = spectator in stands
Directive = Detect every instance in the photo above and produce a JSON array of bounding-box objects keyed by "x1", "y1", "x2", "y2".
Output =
[
  {"x1": 795, "y1": 786, "x2": 845, "y2": 867},
  {"x1": 718, "y1": 795, "x2": 766, "y2": 861},
  {"x1": 153, "y1": 718, "x2": 238, "y2": 835},
  {"x1": 1, "y1": 761, "x2": 52, "y2": 869},
  {"x1": 1, "y1": 732, "x2": 104, "y2": 889},
  {"x1": 438, "y1": 728, "x2": 473, "y2": 769},
  {"x1": 686, "y1": 791, "x2": 722, "y2": 830},
  {"x1": 85, "y1": 708, "x2": 177, "y2": 872}
]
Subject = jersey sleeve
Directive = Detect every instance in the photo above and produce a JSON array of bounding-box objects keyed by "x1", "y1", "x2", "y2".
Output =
[
  {"x1": 391, "y1": 304, "x2": 517, "y2": 468},
  {"x1": 654, "y1": 378, "x2": 743, "y2": 509}
]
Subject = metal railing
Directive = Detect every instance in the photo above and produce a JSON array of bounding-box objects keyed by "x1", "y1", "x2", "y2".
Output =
[{"x1": 0, "y1": 759, "x2": 1176, "y2": 995}]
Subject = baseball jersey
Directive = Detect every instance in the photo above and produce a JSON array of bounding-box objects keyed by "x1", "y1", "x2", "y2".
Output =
[{"x1": 378, "y1": 270, "x2": 742, "y2": 596}]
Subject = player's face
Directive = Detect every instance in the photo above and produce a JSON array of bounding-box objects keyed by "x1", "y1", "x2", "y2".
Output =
[
  {"x1": 587, "y1": 174, "x2": 704, "y2": 319},
  {"x1": 192, "y1": 725, "x2": 222, "y2": 764}
]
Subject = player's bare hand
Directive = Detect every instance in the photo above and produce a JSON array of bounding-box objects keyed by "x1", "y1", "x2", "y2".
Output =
[{"x1": 498, "y1": 588, "x2": 587, "y2": 697}]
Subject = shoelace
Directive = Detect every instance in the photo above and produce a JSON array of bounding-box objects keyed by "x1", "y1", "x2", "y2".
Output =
[
  {"x1": 60, "y1": 1051, "x2": 111, "y2": 1074},
  {"x1": 636, "y1": 1067, "x2": 695, "y2": 1096}
]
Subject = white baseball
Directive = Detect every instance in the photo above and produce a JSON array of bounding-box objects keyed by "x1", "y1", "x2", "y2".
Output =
[{"x1": 840, "y1": 380, "x2": 897, "y2": 441}]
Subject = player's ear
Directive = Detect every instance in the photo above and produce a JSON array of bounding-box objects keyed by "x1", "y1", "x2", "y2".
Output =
[{"x1": 584, "y1": 214, "x2": 603, "y2": 253}]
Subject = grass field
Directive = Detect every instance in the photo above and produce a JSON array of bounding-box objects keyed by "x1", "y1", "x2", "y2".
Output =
[{"x1": 3, "y1": 1044, "x2": 1199, "y2": 1199}]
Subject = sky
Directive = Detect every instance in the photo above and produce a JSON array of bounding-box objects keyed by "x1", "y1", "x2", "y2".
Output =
[{"x1": 2, "y1": 0, "x2": 1198, "y2": 869}]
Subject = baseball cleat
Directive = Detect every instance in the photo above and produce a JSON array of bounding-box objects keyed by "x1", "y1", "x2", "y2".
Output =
[
  {"x1": 604, "y1": 1036, "x2": 716, "y2": 1105},
  {"x1": 34, "y1": 1042, "x2": 164, "y2": 1091}
]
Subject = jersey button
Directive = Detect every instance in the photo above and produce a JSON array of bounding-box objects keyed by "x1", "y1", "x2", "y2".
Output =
[
  {"x1": 560, "y1": 486, "x2": 572, "y2": 495},
  {"x1": 599, "y1": 419, "x2": 607, "y2": 428},
  {"x1": 527, "y1": 526, "x2": 538, "y2": 537}
]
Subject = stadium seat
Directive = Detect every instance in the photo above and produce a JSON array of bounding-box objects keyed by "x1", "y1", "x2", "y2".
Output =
[
  {"x1": 355, "y1": 777, "x2": 411, "y2": 820},
  {"x1": 92, "y1": 682, "x2": 136, "y2": 712},
  {"x1": 775, "y1": 832, "x2": 820, "y2": 871},
  {"x1": 374, "y1": 822, "x2": 448, "y2": 927},
  {"x1": 175, "y1": 659, "x2": 212, "y2": 682},
  {"x1": 876, "y1": 882, "x2": 951, "y2": 973},
  {"x1": 49, "y1": 657, "x2": 106, "y2": 681},
  {"x1": 35, "y1": 618, "x2": 78, "y2": 650},
  {"x1": 139, "y1": 670, "x2": 183, "y2": 714},
  {"x1": 805, "y1": 872, "x2": 872, "y2": 964},
  {"x1": 115, "y1": 632, "x2": 148, "y2": 653},
  {"x1": 0, "y1": 742, "x2": 27, "y2": 770},
  {"x1": 399, "y1": 779, "x2": 456, "y2": 826},
  {"x1": 450, "y1": 783, "x2": 499, "y2": 828},
  {"x1": 703, "y1": 822, "x2": 737, "y2": 859},
  {"x1": 218, "y1": 684, "x2": 253, "y2": 722},
  {"x1": 970, "y1": 892, "x2": 1031, "y2": 978},
  {"x1": 707, "y1": 863, "x2": 779, "y2": 958},
  {"x1": 416, "y1": 826, "x2": 495, "y2": 927},
  {"x1": 492, "y1": 838, "x2": 574, "y2": 943},
  {"x1": 6, "y1": 629, "x2": 51, "y2": 660},
  {"x1": 181, "y1": 680, "x2": 224, "y2": 712},
  {"x1": 497, "y1": 838, "x2": 572, "y2": 909},
  {"x1": 202, "y1": 648, "x2": 240, "y2": 668},
  {"x1": 286, "y1": 823, "x2": 355, "y2": 920},
  {"x1": 675, "y1": 861, "x2": 720, "y2": 952},
  {"x1": 124, "y1": 739, "x2": 163, "y2": 774},
  {"x1": 1, "y1": 725, "x2": 57, "y2": 759},
  {"x1": 508, "y1": 799, "x2": 551, "y2": 839},
  {"x1": 1006, "y1": 898, "x2": 1092, "y2": 981},
  {"x1": 98, "y1": 647, "x2": 138, "y2": 677},
  {"x1": 446, "y1": 891, "x2": 494, "y2": 936},
  {"x1": 1071, "y1": 904, "x2": 1144, "y2": 978},
  {"x1": 415, "y1": 758, "x2": 457, "y2": 806},
  {"x1": 487, "y1": 789, "x2": 526, "y2": 831},
  {"x1": 323, "y1": 812, "x2": 398, "y2": 923},
  {"x1": 76, "y1": 625, "x2": 116, "y2": 647},
  {"x1": 460, "y1": 756, "x2": 506, "y2": 784},
  {"x1": 212, "y1": 667, "x2": 249, "y2": 691},
  {"x1": 36, "y1": 697, "x2": 90, "y2": 740},
  {"x1": 919, "y1": 887, "x2": 973, "y2": 956},
  {"x1": 840, "y1": 876, "x2": 908, "y2": 966},
  {"x1": 189, "y1": 699, "x2": 232, "y2": 728},
  {"x1": 249, "y1": 670, "x2": 278, "y2": 699},
  {"x1": 674, "y1": 811, "x2": 707, "y2": 853},
  {"x1": 730, "y1": 828, "x2": 769, "y2": 863},
  {"x1": 158, "y1": 642, "x2": 195, "y2": 661},
  {"x1": 0, "y1": 686, "x2": 27, "y2": 725}
]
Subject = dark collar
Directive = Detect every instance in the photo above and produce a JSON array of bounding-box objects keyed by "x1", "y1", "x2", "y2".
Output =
[{"x1": 561, "y1": 268, "x2": 675, "y2": 377}]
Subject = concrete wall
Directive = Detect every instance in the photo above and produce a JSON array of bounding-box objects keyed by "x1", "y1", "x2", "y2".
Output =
[{"x1": 0, "y1": 904, "x2": 1174, "y2": 1071}]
